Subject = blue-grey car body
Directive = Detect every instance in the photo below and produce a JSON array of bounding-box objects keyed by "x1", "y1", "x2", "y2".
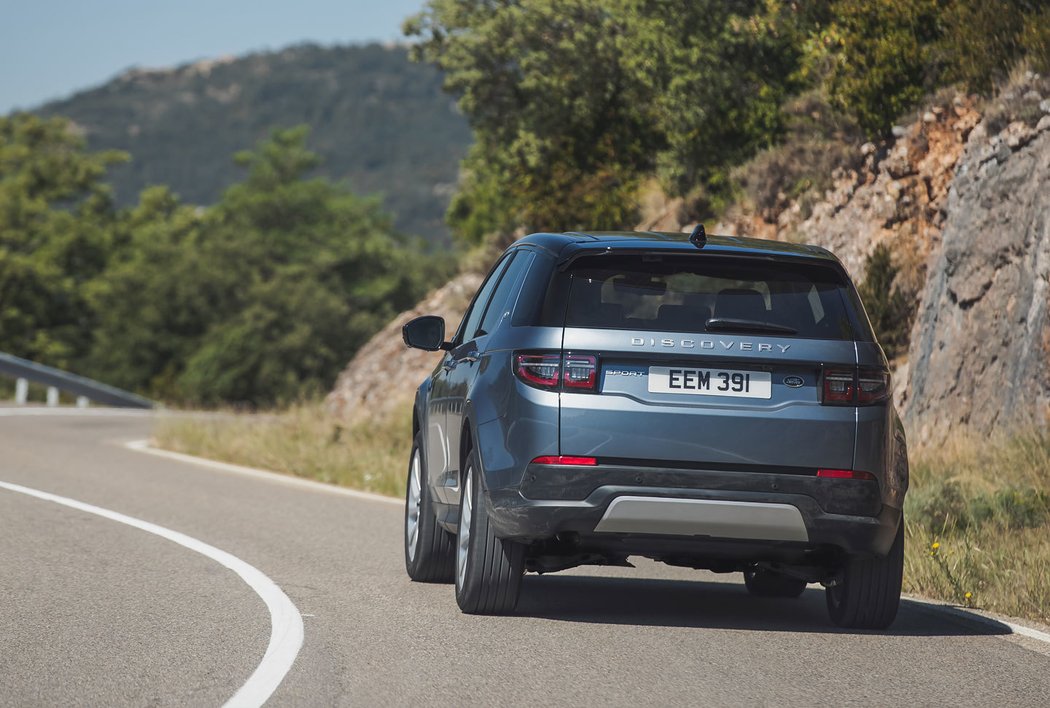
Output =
[{"x1": 406, "y1": 231, "x2": 909, "y2": 619}]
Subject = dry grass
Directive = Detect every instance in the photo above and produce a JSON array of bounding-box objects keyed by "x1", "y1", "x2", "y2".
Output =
[
  {"x1": 903, "y1": 429, "x2": 1050, "y2": 622},
  {"x1": 153, "y1": 401, "x2": 412, "y2": 498},
  {"x1": 155, "y1": 405, "x2": 1050, "y2": 623}
]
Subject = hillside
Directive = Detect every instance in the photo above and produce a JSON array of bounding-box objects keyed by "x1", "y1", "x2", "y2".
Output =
[
  {"x1": 328, "y1": 75, "x2": 1050, "y2": 440},
  {"x1": 35, "y1": 43, "x2": 472, "y2": 243}
]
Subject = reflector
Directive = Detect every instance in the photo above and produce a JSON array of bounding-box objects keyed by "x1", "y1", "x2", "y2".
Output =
[
  {"x1": 531, "y1": 455, "x2": 598, "y2": 466},
  {"x1": 817, "y1": 469, "x2": 875, "y2": 481}
]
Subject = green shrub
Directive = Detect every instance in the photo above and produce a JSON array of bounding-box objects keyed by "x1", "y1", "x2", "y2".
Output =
[
  {"x1": 815, "y1": 0, "x2": 1049, "y2": 135},
  {"x1": 1020, "y1": 6, "x2": 1050, "y2": 72},
  {"x1": 816, "y1": 0, "x2": 942, "y2": 135},
  {"x1": 908, "y1": 481, "x2": 1050, "y2": 531},
  {"x1": 857, "y1": 244, "x2": 916, "y2": 360},
  {"x1": 983, "y1": 71, "x2": 1050, "y2": 135},
  {"x1": 938, "y1": 0, "x2": 1043, "y2": 94},
  {"x1": 908, "y1": 479, "x2": 971, "y2": 531},
  {"x1": 733, "y1": 91, "x2": 863, "y2": 221}
]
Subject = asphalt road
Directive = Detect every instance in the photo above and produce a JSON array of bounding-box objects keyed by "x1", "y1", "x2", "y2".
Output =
[{"x1": 2, "y1": 413, "x2": 1049, "y2": 706}]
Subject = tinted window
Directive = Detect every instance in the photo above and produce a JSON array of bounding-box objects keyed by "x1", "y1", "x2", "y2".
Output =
[
  {"x1": 457, "y1": 253, "x2": 514, "y2": 343},
  {"x1": 563, "y1": 255, "x2": 856, "y2": 340},
  {"x1": 478, "y1": 251, "x2": 534, "y2": 336}
]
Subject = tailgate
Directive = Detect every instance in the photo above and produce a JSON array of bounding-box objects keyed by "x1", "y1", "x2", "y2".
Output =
[
  {"x1": 554, "y1": 253, "x2": 865, "y2": 472},
  {"x1": 560, "y1": 328, "x2": 857, "y2": 470}
]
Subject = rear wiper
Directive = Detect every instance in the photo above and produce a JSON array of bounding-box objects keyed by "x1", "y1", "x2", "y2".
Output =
[{"x1": 705, "y1": 318, "x2": 797, "y2": 335}]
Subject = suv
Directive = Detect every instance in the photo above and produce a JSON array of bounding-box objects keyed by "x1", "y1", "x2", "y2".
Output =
[{"x1": 401, "y1": 230, "x2": 908, "y2": 629}]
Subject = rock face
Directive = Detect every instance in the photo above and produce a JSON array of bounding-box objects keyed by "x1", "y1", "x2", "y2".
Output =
[
  {"x1": 326, "y1": 273, "x2": 482, "y2": 425},
  {"x1": 715, "y1": 97, "x2": 982, "y2": 292},
  {"x1": 645, "y1": 88, "x2": 1050, "y2": 438},
  {"x1": 905, "y1": 122, "x2": 1050, "y2": 440}
]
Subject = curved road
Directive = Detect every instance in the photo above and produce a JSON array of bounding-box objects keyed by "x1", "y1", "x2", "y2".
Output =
[{"x1": 2, "y1": 413, "x2": 1049, "y2": 706}]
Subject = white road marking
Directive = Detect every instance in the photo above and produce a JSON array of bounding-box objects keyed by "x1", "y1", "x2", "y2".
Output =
[
  {"x1": 905, "y1": 596, "x2": 1050, "y2": 646},
  {"x1": 0, "y1": 480, "x2": 304, "y2": 708},
  {"x1": 124, "y1": 439, "x2": 402, "y2": 507}
]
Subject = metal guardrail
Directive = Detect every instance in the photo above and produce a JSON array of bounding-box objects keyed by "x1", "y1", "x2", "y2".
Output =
[{"x1": 0, "y1": 352, "x2": 154, "y2": 409}]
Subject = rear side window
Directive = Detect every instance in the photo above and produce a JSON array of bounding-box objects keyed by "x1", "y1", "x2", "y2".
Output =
[
  {"x1": 561, "y1": 255, "x2": 859, "y2": 340},
  {"x1": 478, "y1": 251, "x2": 535, "y2": 336},
  {"x1": 457, "y1": 253, "x2": 514, "y2": 343}
]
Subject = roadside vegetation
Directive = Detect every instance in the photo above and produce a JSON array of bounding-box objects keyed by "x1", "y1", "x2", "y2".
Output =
[
  {"x1": 405, "y1": 0, "x2": 1050, "y2": 241},
  {"x1": 0, "y1": 117, "x2": 452, "y2": 407},
  {"x1": 904, "y1": 430, "x2": 1050, "y2": 622},
  {"x1": 157, "y1": 410, "x2": 1050, "y2": 624},
  {"x1": 153, "y1": 403, "x2": 411, "y2": 498}
]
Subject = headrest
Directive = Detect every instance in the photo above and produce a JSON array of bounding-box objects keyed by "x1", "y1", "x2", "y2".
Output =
[{"x1": 713, "y1": 288, "x2": 768, "y2": 322}]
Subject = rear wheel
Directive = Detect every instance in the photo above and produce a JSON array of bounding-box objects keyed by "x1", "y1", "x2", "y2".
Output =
[
  {"x1": 404, "y1": 432, "x2": 455, "y2": 583},
  {"x1": 455, "y1": 449, "x2": 524, "y2": 614},
  {"x1": 743, "y1": 567, "x2": 807, "y2": 598},
  {"x1": 826, "y1": 521, "x2": 904, "y2": 630}
]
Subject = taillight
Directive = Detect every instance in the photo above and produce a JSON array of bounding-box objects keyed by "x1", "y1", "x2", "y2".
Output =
[
  {"x1": 821, "y1": 366, "x2": 889, "y2": 405},
  {"x1": 563, "y1": 354, "x2": 597, "y2": 390},
  {"x1": 857, "y1": 367, "x2": 890, "y2": 404},
  {"x1": 515, "y1": 353, "x2": 561, "y2": 388},
  {"x1": 822, "y1": 368, "x2": 855, "y2": 404},
  {"x1": 817, "y1": 468, "x2": 876, "y2": 481},
  {"x1": 531, "y1": 455, "x2": 597, "y2": 466},
  {"x1": 514, "y1": 352, "x2": 598, "y2": 392}
]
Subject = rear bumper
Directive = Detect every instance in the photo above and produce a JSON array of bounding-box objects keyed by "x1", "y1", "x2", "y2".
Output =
[{"x1": 486, "y1": 482, "x2": 901, "y2": 558}]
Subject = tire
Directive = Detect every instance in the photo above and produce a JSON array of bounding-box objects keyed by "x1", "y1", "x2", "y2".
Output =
[
  {"x1": 743, "y1": 567, "x2": 807, "y2": 598},
  {"x1": 404, "y1": 431, "x2": 455, "y2": 583},
  {"x1": 826, "y1": 520, "x2": 904, "y2": 630},
  {"x1": 454, "y1": 448, "x2": 525, "y2": 614}
]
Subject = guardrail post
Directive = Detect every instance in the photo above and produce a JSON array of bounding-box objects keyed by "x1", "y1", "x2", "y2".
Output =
[
  {"x1": 46, "y1": 386, "x2": 59, "y2": 407},
  {"x1": 15, "y1": 378, "x2": 29, "y2": 405},
  {"x1": 76, "y1": 396, "x2": 89, "y2": 408}
]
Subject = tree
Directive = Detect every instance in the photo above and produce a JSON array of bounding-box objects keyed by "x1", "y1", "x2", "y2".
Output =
[
  {"x1": 406, "y1": 0, "x2": 807, "y2": 242},
  {"x1": 83, "y1": 186, "x2": 216, "y2": 395},
  {"x1": 858, "y1": 244, "x2": 915, "y2": 360},
  {"x1": 89, "y1": 127, "x2": 450, "y2": 406},
  {"x1": 0, "y1": 114, "x2": 125, "y2": 368},
  {"x1": 814, "y1": 0, "x2": 1049, "y2": 135}
]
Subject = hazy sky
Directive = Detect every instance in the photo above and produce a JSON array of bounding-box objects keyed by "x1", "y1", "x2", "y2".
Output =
[{"x1": 0, "y1": 0, "x2": 427, "y2": 113}]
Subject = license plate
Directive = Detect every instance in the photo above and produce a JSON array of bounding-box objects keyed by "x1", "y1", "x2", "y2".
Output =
[{"x1": 647, "y1": 366, "x2": 771, "y2": 399}]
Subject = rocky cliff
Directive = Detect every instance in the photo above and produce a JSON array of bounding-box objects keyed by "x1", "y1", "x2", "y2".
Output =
[
  {"x1": 714, "y1": 95, "x2": 982, "y2": 313},
  {"x1": 905, "y1": 117, "x2": 1050, "y2": 441},
  {"x1": 714, "y1": 83, "x2": 1050, "y2": 440}
]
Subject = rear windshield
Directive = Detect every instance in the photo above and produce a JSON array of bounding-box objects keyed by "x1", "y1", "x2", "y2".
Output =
[{"x1": 557, "y1": 255, "x2": 860, "y2": 340}]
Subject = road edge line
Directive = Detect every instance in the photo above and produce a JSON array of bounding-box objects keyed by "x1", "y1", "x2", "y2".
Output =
[
  {"x1": 903, "y1": 595, "x2": 1050, "y2": 645},
  {"x1": 124, "y1": 439, "x2": 401, "y2": 507},
  {"x1": 0, "y1": 479, "x2": 304, "y2": 708}
]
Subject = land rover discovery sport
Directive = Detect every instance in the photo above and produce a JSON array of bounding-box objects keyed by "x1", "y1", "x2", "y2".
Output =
[{"x1": 401, "y1": 230, "x2": 908, "y2": 629}]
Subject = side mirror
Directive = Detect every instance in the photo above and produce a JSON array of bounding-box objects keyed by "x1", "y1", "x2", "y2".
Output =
[{"x1": 402, "y1": 315, "x2": 448, "y2": 351}]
